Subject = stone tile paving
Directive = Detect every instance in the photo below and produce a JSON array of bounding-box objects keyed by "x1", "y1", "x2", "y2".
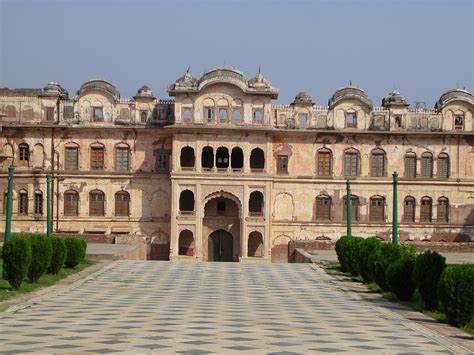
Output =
[{"x1": 0, "y1": 261, "x2": 470, "y2": 354}]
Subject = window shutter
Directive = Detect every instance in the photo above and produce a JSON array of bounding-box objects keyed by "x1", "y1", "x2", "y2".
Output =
[
  {"x1": 404, "y1": 156, "x2": 416, "y2": 178},
  {"x1": 65, "y1": 148, "x2": 78, "y2": 170},
  {"x1": 34, "y1": 193, "x2": 43, "y2": 215},
  {"x1": 90, "y1": 192, "x2": 104, "y2": 216},
  {"x1": 318, "y1": 152, "x2": 331, "y2": 176},
  {"x1": 403, "y1": 199, "x2": 415, "y2": 222},
  {"x1": 370, "y1": 198, "x2": 384, "y2": 221},
  {"x1": 18, "y1": 193, "x2": 28, "y2": 215},
  {"x1": 421, "y1": 157, "x2": 433, "y2": 178},
  {"x1": 371, "y1": 153, "x2": 384, "y2": 177},
  {"x1": 437, "y1": 200, "x2": 448, "y2": 222},
  {"x1": 277, "y1": 155, "x2": 288, "y2": 174},
  {"x1": 420, "y1": 199, "x2": 432, "y2": 222},
  {"x1": 91, "y1": 148, "x2": 104, "y2": 170},
  {"x1": 343, "y1": 197, "x2": 358, "y2": 221},
  {"x1": 437, "y1": 157, "x2": 449, "y2": 179},
  {"x1": 345, "y1": 153, "x2": 358, "y2": 176},
  {"x1": 115, "y1": 148, "x2": 129, "y2": 172},
  {"x1": 316, "y1": 197, "x2": 331, "y2": 220},
  {"x1": 64, "y1": 193, "x2": 79, "y2": 216},
  {"x1": 115, "y1": 193, "x2": 129, "y2": 216}
]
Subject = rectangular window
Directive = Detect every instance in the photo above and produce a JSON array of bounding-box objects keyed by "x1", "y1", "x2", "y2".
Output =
[
  {"x1": 344, "y1": 153, "x2": 358, "y2": 176},
  {"x1": 46, "y1": 107, "x2": 54, "y2": 121},
  {"x1": 420, "y1": 200, "x2": 432, "y2": 222},
  {"x1": 421, "y1": 157, "x2": 433, "y2": 178},
  {"x1": 34, "y1": 192, "x2": 43, "y2": 215},
  {"x1": 63, "y1": 106, "x2": 74, "y2": 119},
  {"x1": 92, "y1": 107, "x2": 103, "y2": 121},
  {"x1": 277, "y1": 155, "x2": 288, "y2": 174},
  {"x1": 18, "y1": 193, "x2": 28, "y2": 215},
  {"x1": 346, "y1": 112, "x2": 357, "y2": 128},
  {"x1": 437, "y1": 200, "x2": 449, "y2": 223},
  {"x1": 454, "y1": 115, "x2": 464, "y2": 130},
  {"x1": 371, "y1": 154, "x2": 385, "y2": 177},
  {"x1": 437, "y1": 158, "x2": 449, "y2": 179},
  {"x1": 317, "y1": 152, "x2": 331, "y2": 176},
  {"x1": 343, "y1": 197, "x2": 359, "y2": 221},
  {"x1": 19, "y1": 145, "x2": 29, "y2": 162},
  {"x1": 404, "y1": 156, "x2": 416, "y2": 178},
  {"x1": 316, "y1": 198, "x2": 331, "y2": 220},
  {"x1": 65, "y1": 147, "x2": 79, "y2": 170},
  {"x1": 155, "y1": 152, "x2": 170, "y2": 172},
  {"x1": 370, "y1": 199, "x2": 384, "y2": 221},
  {"x1": 204, "y1": 107, "x2": 214, "y2": 123},
  {"x1": 115, "y1": 147, "x2": 129, "y2": 172},
  {"x1": 64, "y1": 193, "x2": 79, "y2": 216},
  {"x1": 115, "y1": 193, "x2": 129, "y2": 216},
  {"x1": 89, "y1": 193, "x2": 105, "y2": 216},
  {"x1": 90, "y1": 147, "x2": 104, "y2": 170},
  {"x1": 403, "y1": 199, "x2": 415, "y2": 222}
]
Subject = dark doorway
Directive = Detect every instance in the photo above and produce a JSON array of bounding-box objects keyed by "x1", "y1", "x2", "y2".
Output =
[{"x1": 208, "y1": 229, "x2": 233, "y2": 262}]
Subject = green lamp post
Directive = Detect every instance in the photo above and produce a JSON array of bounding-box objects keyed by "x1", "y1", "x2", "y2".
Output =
[
  {"x1": 4, "y1": 164, "x2": 14, "y2": 242},
  {"x1": 346, "y1": 179, "x2": 352, "y2": 237},
  {"x1": 392, "y1": 171, "x2": 398, "y2": 245},
  {"x1": 46, "y1": 173, "x2": 52, "y2": 237}
]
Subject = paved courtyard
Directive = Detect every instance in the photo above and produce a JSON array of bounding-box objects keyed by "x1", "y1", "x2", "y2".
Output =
[{"x1": 0, "y1": 261, "x2": 469, "y2": 354}]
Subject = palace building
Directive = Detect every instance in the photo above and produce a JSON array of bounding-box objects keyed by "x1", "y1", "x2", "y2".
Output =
[{"x1": 0, "y1": 67, "x2": 473, "y2": 262}]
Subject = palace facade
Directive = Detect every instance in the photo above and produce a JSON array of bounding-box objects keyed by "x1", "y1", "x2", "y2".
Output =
[{"x1": 1, "y1": 67, "x2": 473, "y2": 262}]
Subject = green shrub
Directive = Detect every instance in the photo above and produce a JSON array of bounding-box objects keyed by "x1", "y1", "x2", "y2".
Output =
[
  {"x1": 386, "y1": 255, "x2": 417, "y2": 301},
  {"x1": 438, "y1": 264, "x2": 474, "y2": 327},
  {"x1": 48, "y1": 237, "x2": 67, "y2": 275},
  {"x1": 335, "y1": 236, "x2": 363, "y2": 275},
  {"x1": 355, "y1": 237, "x2": 382, "y2": 283},
  {"x1": 77, "y1": 238, "x2": 87, "y2": 260},
  {"x1": 27, "y1": 235, "x2": 53, "y2": 283},
  {"x1": 64, "y1": 237, "x2": 83, "y2": 268},
  {"x1": 2, "y1": 236, "x2": 32, "y2": 289},
  {"x1": 413, "y1": 251, "x2": 446, "y2": 310}
]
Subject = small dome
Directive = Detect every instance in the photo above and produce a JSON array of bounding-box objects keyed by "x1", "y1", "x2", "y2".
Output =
[
  {"x1": 328, "y1": 84, "x2": 372, "y2": 109},
  {"x1": 42, "y1": 81, "x2": 68, "y2": 98},
  {"x1": 292, "y1": 91, "x2": 314, "y2": 105},
  {"x1": 76, "y1": 79, "x2": 120, "y2": 101},
  {"x1": 201, "y1": 66, "x2": 247, "y2": 83},
  {"x1": 382, "y1": 90, "x2": 408, "y2": 108},
  {"x1": 435, "y1": 88, "x2": 473, "y2": 111},
  {"x1": 135, "y1": 85, "x2": 154, "y2": 98}
]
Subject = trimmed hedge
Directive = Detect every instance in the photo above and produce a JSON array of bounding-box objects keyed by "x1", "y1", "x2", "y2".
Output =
[
  {"x1": 438, "y1": 265, "x2": 474, "y2": 327},
  {"x1": 64, "y1": 237, "x2": 83, "y2": 268},
  {"x1": 386, "y1": 255, "x2": 417, "y2": 301},
  {"x1": 78, "y1": 238, "x2": 87, "y2": 260},
  {"x1": 355, "y1": 237, "x2": 382, "y2": 283},
  {"x1": 2, "y1": 236, "x2": 32, "y2": 289},
  {"x1": 27, "y1": 235, "x2": 53, "y2": 283},
  {"x1": 335, "y1": 236, "x2": 363, "y2": 276},
  {"x1": 48, "y1": 236, "x2": 67, "y2": 275},
  {"x1": 413, "y1": 251, "x2": 446, "y2": 310}
]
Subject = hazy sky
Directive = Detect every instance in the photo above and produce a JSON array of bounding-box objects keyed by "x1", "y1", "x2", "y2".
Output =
[{"x1": 0, "y1": 0, "x2": 472, "y2": 106}]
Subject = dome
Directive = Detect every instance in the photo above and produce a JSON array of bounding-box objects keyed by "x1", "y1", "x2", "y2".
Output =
[
  {"x1": 200, "y1": 66, "x2": 247, "y2": 83},
  {"x1": 42, "y1": 81, "x2": 69, "y2": 98},
  {"x1": 292, "y1": 91, "x2": 314, "y2": 105},
  {"x1": 328, "y1": 84, "x2": 373, "y2": 110},
  {"x1": 435, "y1": 88, "x2": 473, "y2": 111},
  {"x1": 381, "y1": 90, "x2": 408, "y2": 108},
  {"x1": 76, "y1": 79, "x2": 120, "y2": 101},
  {"x1": 134, "y1": 85, "x2": 155, "y2": 99}
]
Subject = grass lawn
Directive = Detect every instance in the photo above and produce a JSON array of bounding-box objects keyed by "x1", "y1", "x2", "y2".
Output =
[
  {"x1": 0, "y1": 258, "x2": 95, "y2": 303},
  {"x1": 323, "y1": 261, "x2": 474, "y2": 336}
]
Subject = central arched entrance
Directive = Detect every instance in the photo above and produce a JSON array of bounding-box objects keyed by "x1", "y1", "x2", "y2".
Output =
[{"x1": 208, "y1": 229, "x2": 233, "y2": 262}]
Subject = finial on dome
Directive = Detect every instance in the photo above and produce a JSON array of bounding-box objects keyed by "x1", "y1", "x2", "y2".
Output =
[
  {"x1": 186, "y1": 66, "x2": 190, "y2": 74},
  {"x1": 349, "y1": 80, "x2": 352, "y2": 87}
]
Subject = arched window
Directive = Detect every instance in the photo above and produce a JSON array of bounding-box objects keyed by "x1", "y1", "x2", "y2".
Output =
[
  {"x1": 231, "y1": 147, "x2": 243, "y2": 170},
  {"x1": 403, "y1": 196, "x2": 416, "y2": 222},
  {"x1": 299, "y1": 114, "x2": 308, "y2": 128},
  {"x1": 18, "y1": 190, "x2": 28, "y2": 215},
  {"x1": 250, "y1": 148, "x2": 265, "y2": 171},
  {"x1": 140, "y1": 111, "x2": 147, "y2": 123},
  {"x1": 34, "y1": 190, "x2": 43, "y2": 215},
  {"x1": 371, "y1": 149, "x2": 386, "y2": 177},
  {"x1": 454, "y1": 114, "x2": 464, "y2": 130},
  {"x1": 248, "y1": 231, "x2": 264, "y2": 257},
  {"x1": 64, "y1": 190, "x2": 79, "y2": 216},
  {"x1": 421, "y1": 152, "x2": 433, "y2": 178},
  {"x1": 179, "y1": 190, "x2": 194, "y2": 213},
  {"x1": 232, "y1": 108, "x2": 242, "y2": 123},
  {"x1": 317, "y1": 148, "x2": 332, "y2": 176},
  {"x1": 218, "y1": 108, "x2": 228, "y2": 123},
  {"x1": 253, "y1": 109, "x2": 263, "y2": 123},
  {"x1": 437, "y1": 153, "x2": 449, "y2": 179},
  {"x1": 437, "y1": 197, "x2": 449, "y2": 223},
  {"x1": 178, "y1": 230, "x2": 194, "y2": 256},
  {"x1": 344, "y1": 149, "x2": 359, "y2": 177},
  {"x1": 92, "y1": 106, "x2": 103, "y2": 121},
  {"x1": 182, "y1": 108, "x2": 192, "y2": 122},
  {"x1": 369, "y1": 196, "x2": 385, "y2": 222},
  {"x1": 115, "y1": 191, "x2": 130, "y2": 216},
  {"x1": 90, "y1": 145, "x2": 105, "y2": 170},
  {"x1": 180, "y1": 147, "x2": 195, "y2": 168},
  {"x1": 346, "y1": 111, "x2": 357, "y2": 128},
  {"x1": 115, "y1": 146, "x2": 129, "y2": 172},
  {"x1": 89, "y1": 190, "x2": 105, "y2": 216},
  {"x1": 420, "y1": 196, "x2": 432, "y2": 222},
  {"x1": 65, "y1": 146, "x2": 79, "y2": 170},
  {"x1": 204, "y1": 107, "x2": 214, "y2": 123},
  {"x1": 6, "y1": 105, "x2": 16, "y2": 118},
  {"x1": 216, "y1": 147, "x2": 229, "y2": 169},
  {"x1": 201, "y1": 146, "x2": 214, "y2": 169},
  {"x1": 404, "y1": 152, "x2": 416, "y2": 178},
  {"x1": 19, "y1": 143, "x2": 29, "y2": 162},
  {"x1": 249, "y1": 191, "x2": 264, "y2": 216},
  {"x1": 316, "y1": 195, "x2": 331, "y2": 221},
  {"x1": 342, "y1": 195, "x2": 359, "y2": 221}
]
